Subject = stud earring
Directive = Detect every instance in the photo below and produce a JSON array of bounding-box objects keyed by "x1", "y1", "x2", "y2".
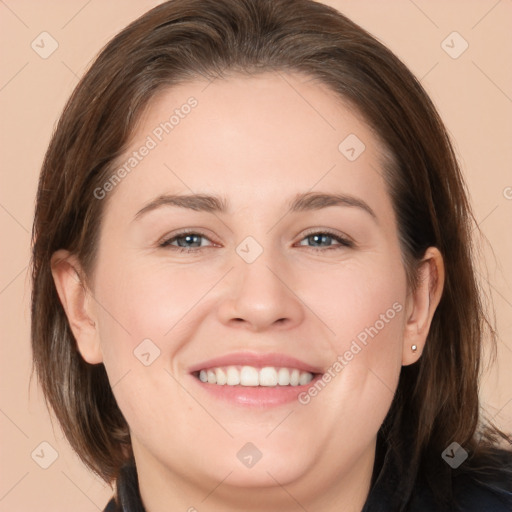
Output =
[{"x1": 411, "y1": 344, "x2": 418, "y2": 352}]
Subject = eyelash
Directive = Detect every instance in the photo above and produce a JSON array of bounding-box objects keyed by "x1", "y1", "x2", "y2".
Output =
[{"x1": 159, "y1": 229, "x2": 354, "y2": 253}]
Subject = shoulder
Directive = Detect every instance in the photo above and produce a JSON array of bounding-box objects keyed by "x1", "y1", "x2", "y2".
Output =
[
  {"x1": 450, "y1": 448, "x2": 512, "y2": 512},
  {"x1": 407, "y1": 472, "x2": 512, "y2": 512},
  {"x1": 408, "y1": 448, "x2": 512, "y2": 512},
  {"x1": 452, "y1": 475, "x2": 512, "y2": 511}
]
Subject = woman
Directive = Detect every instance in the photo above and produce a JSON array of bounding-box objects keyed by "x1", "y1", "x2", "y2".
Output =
[{"x1": 31, "y1": 0, "x2": 512, "y2": 510}]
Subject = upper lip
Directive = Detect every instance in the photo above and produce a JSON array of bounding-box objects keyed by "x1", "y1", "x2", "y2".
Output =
[{"x1": 189, "y1": 352, "x2": 323, "y2": 374}]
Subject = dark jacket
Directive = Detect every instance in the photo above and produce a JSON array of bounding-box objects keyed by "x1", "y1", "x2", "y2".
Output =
[{"x1": 103, "y1": 435, "x2": 512, "y2": 512}]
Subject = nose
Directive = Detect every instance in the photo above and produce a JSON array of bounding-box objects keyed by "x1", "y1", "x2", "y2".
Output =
[{"x1": 216, "y1": 248, "x2": 305, "y2": 332}]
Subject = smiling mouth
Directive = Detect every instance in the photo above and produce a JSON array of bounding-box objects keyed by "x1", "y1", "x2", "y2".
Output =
[{"x1": 193, "y1": 365, "x2": 317, "y2": 387}]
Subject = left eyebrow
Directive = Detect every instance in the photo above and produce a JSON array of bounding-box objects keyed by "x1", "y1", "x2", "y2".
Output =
[{"x1": 288, "y1": 191, "x2": 377, "y2": 221}]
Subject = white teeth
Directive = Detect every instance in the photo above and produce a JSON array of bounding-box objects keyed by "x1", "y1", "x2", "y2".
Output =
[
  {"x1": 215, "y1": 367, "x2": 227, "y2": 385},
  {"x1": 299, "y1": 372, "x2": 313, "y2": 385},
  {"x1": 277, "y1": 367, "x2": 291, "y2": 386},
  {"x1": 259, "y1": 367, "x2": 278, "y2": 387},
  {"x1": 226, "y1": 366, "x2": 240, "y2": 385},
  {"x1": 197, "y1": 365, "x2": 315, "y2": 387},
  {"x1": 240, "y1": 366, "x2": 259, "y2": 386},
  {"x1": 260, "y1": 366, "x2": 277, "y2": 387}
]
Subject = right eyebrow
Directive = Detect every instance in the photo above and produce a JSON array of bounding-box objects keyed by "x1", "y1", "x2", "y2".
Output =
[{"x1": 134, "y1": 193, "x2": 228, "y2": 221}]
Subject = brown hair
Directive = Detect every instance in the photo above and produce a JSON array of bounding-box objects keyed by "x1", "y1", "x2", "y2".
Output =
[{"x1": 31, "y1": 0, "x2": 511, "y2": 507}]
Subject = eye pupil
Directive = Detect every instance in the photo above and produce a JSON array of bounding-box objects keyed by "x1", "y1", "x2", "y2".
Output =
[
  {"x1": 178, "y1": 234, "x2": 201, "y2": 247},
  {"x1": 309, "y1": 234, "x2": 330, "y2": 246}
]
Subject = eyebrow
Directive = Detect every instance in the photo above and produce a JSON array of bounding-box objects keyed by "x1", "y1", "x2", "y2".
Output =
[{"x1": 134, "y1": 191, "x2": 377, "y2": 221}]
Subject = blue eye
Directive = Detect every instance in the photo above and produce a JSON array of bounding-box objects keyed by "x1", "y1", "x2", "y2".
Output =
[
  {"x1": 297, "y1": 231, "x2": 353, "y2": 250},
  {"x1": 160, "y1": 231, "x2": 212, "y2": 251}
]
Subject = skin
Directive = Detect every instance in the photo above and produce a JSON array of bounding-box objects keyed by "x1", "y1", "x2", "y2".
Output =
[{"x1": 52, "y1": 72, "x2": 444, "y2": 512}]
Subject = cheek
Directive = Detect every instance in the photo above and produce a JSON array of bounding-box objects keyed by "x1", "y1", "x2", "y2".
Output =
[
  {"x1": 91, "y1": 259, "x2": 203, "y2": 433},
  {"x1": 93, "y1": 258, "x2": 213, "y2": 358},
  {"x1": 299, "y1": 256, "x2": 406, "y2": 354},
  {"x1": 296, "y1": 258, "x2": 406, "y2": 421}
]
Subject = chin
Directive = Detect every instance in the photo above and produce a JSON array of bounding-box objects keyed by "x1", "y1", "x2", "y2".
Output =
[
  {"x1": 206, "y1": 437, "x2": 311, "y2": 488},
  {"x1": 218, "y1": 456, "x2": 308, "y2": 488}
]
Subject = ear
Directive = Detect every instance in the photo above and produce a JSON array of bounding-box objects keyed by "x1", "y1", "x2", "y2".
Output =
[
  {"x1": 50, "y1": 250, "x2": 103, "y2": 364},
  {"x1": 402, "y1": 247, "x2": 445, "y2": 365}
]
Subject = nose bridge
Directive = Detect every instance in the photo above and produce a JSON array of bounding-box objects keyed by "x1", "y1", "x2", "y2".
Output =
[{"x1": 218, "y1": 238, "x2": 305, "y2": 331}]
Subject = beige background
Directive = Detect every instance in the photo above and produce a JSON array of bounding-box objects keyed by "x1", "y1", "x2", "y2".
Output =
[{"x1": 0, "y1": 1, "x2": 510, "y2": 510}]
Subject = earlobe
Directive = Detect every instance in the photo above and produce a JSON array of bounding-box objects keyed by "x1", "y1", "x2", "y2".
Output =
[
  {"x1": 402, "y1": 247, "x2": 445, "y2": 366},
  {"x1": 50, "y1": 250, "x2": 103, "y2": 364}
]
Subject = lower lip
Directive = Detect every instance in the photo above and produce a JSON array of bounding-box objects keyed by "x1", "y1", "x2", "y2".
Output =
[{"x1": 190, "y1": 374, "x2": 323, "y2": 407}]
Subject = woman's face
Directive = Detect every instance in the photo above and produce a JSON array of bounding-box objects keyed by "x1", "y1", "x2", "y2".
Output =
[{"x1": 77, "y1": 72, "x2": 415, "y2": 503}]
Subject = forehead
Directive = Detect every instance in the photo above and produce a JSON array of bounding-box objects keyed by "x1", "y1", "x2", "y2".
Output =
[{"x1": 103, "y1": 71, "x2": 391, "y2": 216}]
